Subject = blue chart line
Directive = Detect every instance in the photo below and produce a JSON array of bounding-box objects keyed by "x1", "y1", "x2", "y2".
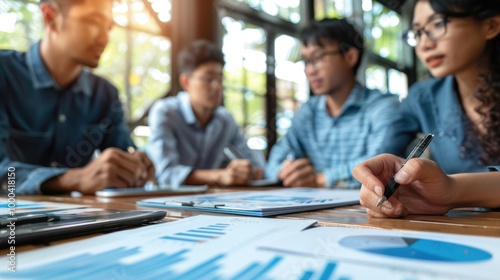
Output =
[
  {"x1": 161, "y1": 223, "x2": 230, "y2": 243},
  {"x1": 298, "y1": 261, "x2": 341, "y2": 280},
  {"x1": 0, "y1": 247, "x2": 205, "y2": 280},
  {"x1": 231, "y1": 256, "x2": 283, "y2": 280},
  {"x1": 0, "y1": 247, "x2": 349, "y2": 280}
]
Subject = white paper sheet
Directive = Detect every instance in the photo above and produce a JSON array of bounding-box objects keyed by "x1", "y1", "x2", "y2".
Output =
[
  {"x1": 2, "y1": 214, "x2": 494, "y2": 279},
  {"x1": 259, "y1": 226, "x2": 500, "y2": 280},
  {"x1": 0, "y1": 215, "x2": 316, "y2": 279}
]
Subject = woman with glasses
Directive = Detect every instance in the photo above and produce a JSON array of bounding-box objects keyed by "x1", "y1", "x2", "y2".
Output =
[
  {"x1": 385, "y1": 0, "x2": 500, "y2": 174},
  {"x1": 355, "y1": 0, "x2": 500, "y2": 217}
]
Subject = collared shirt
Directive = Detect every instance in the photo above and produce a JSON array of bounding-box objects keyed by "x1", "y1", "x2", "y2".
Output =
[
  {"x1": 0, "y1": 42, "x2": 134, "y2": 194},
  {"x1": 266, "y1": 83, "x2": 401, "y2": 188},
  {"x1": 148, "y1": 92, "x2": 263, "y2": 187},
  {"x1": 383, "y1": 76, "x2": 499, "y2": 173}
]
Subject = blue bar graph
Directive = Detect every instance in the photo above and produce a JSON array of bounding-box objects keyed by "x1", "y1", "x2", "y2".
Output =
[
  {"x1": 318, "y1": 262, "x2": 336, "y2": 280},
  {"x1": 162, "y1": 223, "x2": 230, "y2": 243},
  {"x1": 0, "y1": 246, "x2": 352, "y2": 280},
  {"x1": 231, "y1": 256, "x2": 283, "y2": 280},
  {"x1": 300, "y1": 271, "x2": 314, "y2": 280}
]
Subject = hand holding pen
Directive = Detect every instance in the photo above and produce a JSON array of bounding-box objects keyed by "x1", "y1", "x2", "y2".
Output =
[
  {"x1": 354, "y1": 152, "x2": 460, "y2": 218},
  {"x1": 127, "y1": 146, "x2": 157, "y2": 186},
  {"x1": 376, "y1": 134, "x2": 434, "y2": 207},
  {"x1": 222, "y1": 145, "x2": 263, "y2": 183}
]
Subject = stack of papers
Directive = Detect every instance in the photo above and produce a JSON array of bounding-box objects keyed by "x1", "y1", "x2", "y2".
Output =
[
  {"x1": 137, "y1": 188, "x2": 360, "y2": 216},
  {"x1": 3, "y1": 215, "x2": 498, "y2": 279}
]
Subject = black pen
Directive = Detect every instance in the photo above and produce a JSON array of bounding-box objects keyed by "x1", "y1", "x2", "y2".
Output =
[
  {"x1": 376, "y1": 133, "x2": 434, "y2": 207},
  {"x1": 223, "y1": 145, "x2": 244, "y2": 161}
]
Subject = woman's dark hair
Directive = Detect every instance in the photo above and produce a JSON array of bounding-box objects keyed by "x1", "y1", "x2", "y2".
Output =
[
  {"x1": 178, "y1": 40, "x2": 225, "y2": 74},
  {"x1": 414, "y1": 0, "x2": 500, "y2": 165},
  {"x1": 299, "y1": 18, "x2": 364, "y2": 75}
]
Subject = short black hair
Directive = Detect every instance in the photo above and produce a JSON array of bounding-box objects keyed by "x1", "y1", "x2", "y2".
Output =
[
  {"x1": 300, "y1": 18, "x2": 364, "y2": 75},
  {"x1": 39, "y1": 0, "x2": 116, "y2": 14},
  {"x1": 178, "y1": 40, "x2": 225, "y2": 74},
  {"x1": 39, "y1": 0, "x2": 87, "y2": 15}
]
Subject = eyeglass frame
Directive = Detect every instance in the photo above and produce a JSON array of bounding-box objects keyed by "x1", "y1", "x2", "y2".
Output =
[
  {"x1": 402, "y1": 14, "x2": 451, "y2": 47},
  {"x1": 301, "y1": 49, "x2": 344, "y2": 70},
  {"x1": 402, "y1": 12, "x2": 471, "y2": 47},
  {"x1": 189, "y1": 74, "x2": 224, "y2": 86}
]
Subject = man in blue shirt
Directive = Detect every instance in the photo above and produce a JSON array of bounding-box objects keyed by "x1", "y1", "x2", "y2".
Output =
[
  {"x1": 266, "y1": 18, "x2": 401, "y2": 188},
  {"x1": 0, "y1": 0, "x2": 154, "y2": 194},
  {"x1": 148, "y1": 40, "x2": 263, "y2": 187}
]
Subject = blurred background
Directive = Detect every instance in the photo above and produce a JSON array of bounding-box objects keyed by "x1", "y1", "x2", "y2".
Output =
[{"x1": 0, "y1": 0, "x2": 429, "y2": 155}]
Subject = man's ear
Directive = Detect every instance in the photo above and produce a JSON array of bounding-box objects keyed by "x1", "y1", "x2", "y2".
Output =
[
  {"x1": 179, "y1": 73, "x2": 190, "y2": 91},
  {"x1": 483, "y1": 15, "x2": 500, "y2": 40},
  {"x1": 40, "y1": 2, "x2": 59, "y2": 31},
  {"x1": 344, "y1": 47, "x2": 360, "y2": 70}
]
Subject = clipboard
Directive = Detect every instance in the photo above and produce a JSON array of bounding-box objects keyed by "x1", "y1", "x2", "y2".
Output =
[{"x1": 137, "y1": 188, "x2": 360, "y2": 217}]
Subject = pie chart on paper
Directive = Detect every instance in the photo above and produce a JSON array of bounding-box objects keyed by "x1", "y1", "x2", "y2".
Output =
[{"x1": 339, "y1": 235, "x2": 492, "y2": 262}]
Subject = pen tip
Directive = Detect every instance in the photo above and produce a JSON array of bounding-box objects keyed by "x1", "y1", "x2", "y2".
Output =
[{"x1": 376, "y1": 196, "x2": 387, "y2": 207}]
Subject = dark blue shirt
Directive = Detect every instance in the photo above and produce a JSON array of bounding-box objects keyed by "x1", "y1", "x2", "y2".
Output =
[{"x1": 0, "y1": 43, "x2": 134, "y2": 194}]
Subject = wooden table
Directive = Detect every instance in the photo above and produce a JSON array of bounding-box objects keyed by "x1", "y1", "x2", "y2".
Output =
[
  {"x1": 4, "y1": 186, "x2": 499, "y2": 278},
  {"x1": 14, "y1": 186, "x2": 500, "y2": 239}
]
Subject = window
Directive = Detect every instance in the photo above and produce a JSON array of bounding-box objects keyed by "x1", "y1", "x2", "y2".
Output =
[
  {"x1": 366, "y1": 64, "x2": 408, "y2": 98},
  {"x1": 275, "y1": 34, "x2": 308, "y2": 138},
  {"x1": 363, "y1": 0, "x2": 403, "y2": 62},
  {"x1": 314, "y1": 0, "x2": 353, "y2": 20},
  {"x1": 221, "y1": 17, "x2": 268, "y2": 150},
  {"x1": 235, "y1": 0, "x2": 302, "y2": 23},
  {"x1": 96, "y1": 0, "x2": 171, "y2": 146},
  {"x1": 0, "y1": 1, "x2": 43, "y2": 50}
]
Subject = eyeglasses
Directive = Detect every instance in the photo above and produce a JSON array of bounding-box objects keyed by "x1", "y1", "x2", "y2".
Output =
[
  {"x1": 402, "y1": 15, "x2": 449, "y2": 47},
  {"x1": 191, "y1": 75, "x2": 223, "y2": 86},
  {"x1": 301, "y1": 50, "x2": 343, "y2": 70}
]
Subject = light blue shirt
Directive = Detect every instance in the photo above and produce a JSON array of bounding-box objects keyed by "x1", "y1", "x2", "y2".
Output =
[
  {"x1": 383, "y1": 76, "x2": 499, "y2": 173},
  {"x1": 0, "y1": 43, "x2": 134, "y2": 194},
  {"x1": 266, "y1": 83, "x2": 401, "y2": 188},
  {"x1": 148, "y1": 92, "x2": 263, "y2": 187}
]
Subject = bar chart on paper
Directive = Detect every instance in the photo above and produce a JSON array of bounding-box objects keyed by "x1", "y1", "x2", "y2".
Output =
[
  {"x1": 161, "y1": 223, "x2": 230, "y2": 243},
  {"x1": 0, "y1": 246, "x2": 357, "y2": 279},
  {"x1": 1, "y1": 214, "x2": 492, "y2": 279},
  {"x1": 0, "y1": 215, "x2": 317, "y2": 279}
]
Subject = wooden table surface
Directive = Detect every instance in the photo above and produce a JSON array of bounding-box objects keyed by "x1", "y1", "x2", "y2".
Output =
[
  {"x1": 16, "y1": 187, "x2": 500, "y2": 232},
  {"x1": 4, "y1": 186, "x2": 500, "y2": 253}
]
